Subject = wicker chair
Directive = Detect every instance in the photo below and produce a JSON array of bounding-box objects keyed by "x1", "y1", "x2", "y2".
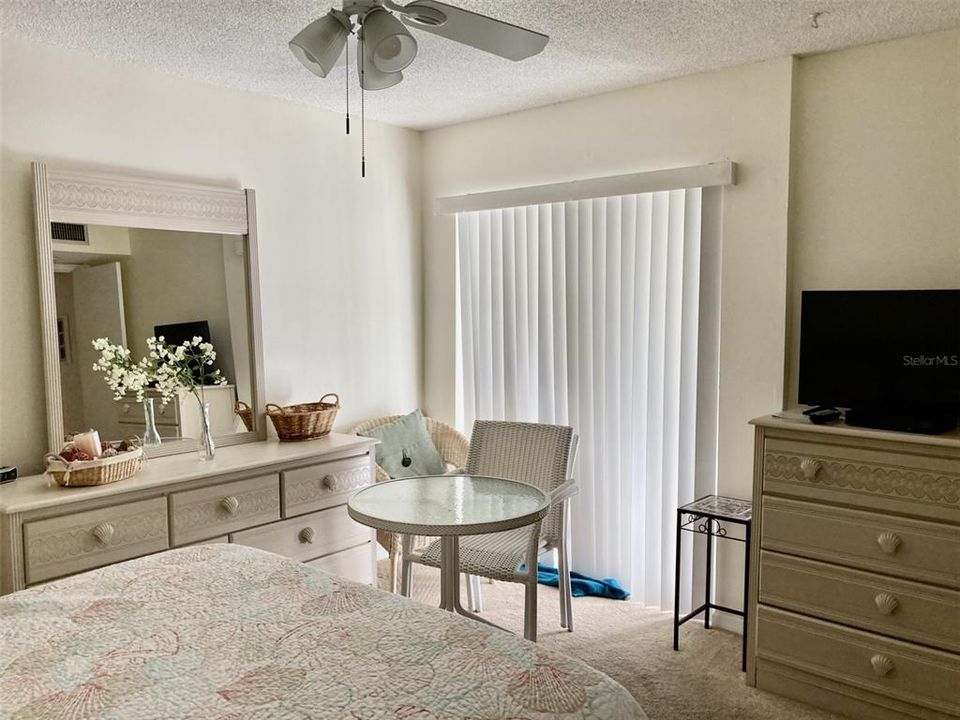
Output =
[
  {"x1": 351, "y1": 415, "x2": 471, "y2": 595},
  {"x1": 401, "y1": 420, "x2": 579, "y2": 641}
]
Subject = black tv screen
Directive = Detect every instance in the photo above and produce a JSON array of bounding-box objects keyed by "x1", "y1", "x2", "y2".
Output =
[
  {"x1": 154, "y1": 320, "x2": 211, "y2": 349},
  {"x1": 799, "y1": 290, "x2": 960, "y2": 412}
]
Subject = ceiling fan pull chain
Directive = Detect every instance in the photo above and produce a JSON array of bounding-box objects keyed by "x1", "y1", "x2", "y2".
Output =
[
  {"x1": 345, "y1": 34, "x2": 350, "y2": 135},
  {"x1": 360, "y1": 27, "x2": 366, "y2": 178}
]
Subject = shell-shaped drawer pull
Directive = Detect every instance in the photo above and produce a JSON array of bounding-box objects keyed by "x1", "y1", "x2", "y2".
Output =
[
  {"x1": 299, "y1": 527, "x2": 315, "y2": 544},
  {"x1": 220, "y1": 495, "x2": 240, "y2": 516},
  {"x1": 876, "y1": 531, "x2": 902, "y2": 555},
  {"x1": 121, "y1": 403, "x2": 131, "y2": 415},
  {"x1": 322, "y1": 474, "x2": 336, "y2": 490},
  {"x1": 874, "y1": 592, "x2": 899, "y2": 616},
  {"x1": 870, "y1": 654, "x2": 894, "y2": 678},
  {"x1": 799, "y1": 458, "x2": 822, "y2": 480},
  {"x1": 91, "y1": 522, "x2": 115, "y2": 546}
]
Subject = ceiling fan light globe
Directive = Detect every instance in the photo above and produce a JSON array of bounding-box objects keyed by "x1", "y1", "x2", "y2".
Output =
[
  {"x1": 374, "y1": 34, "x2": 417, "y2": 72},
  {"x1": 359, "y1": 27, "x2": 403, "y2": 90},
  {"x1": 289, "y1": 11, "x2": 350, "y2": 78},
  {"x1": 363, "y1": 8, "x2": 418, "y2": 73}
]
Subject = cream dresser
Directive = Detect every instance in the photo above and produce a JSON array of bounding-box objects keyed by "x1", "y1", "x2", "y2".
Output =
[
  {"x1": 0, "y1": 434, "x2": 378, "y2": 595},
  {"x1": 747, "y1": 414, "x2": 960, "y2": 719}
]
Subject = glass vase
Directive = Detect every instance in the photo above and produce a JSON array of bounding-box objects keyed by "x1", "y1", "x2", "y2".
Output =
[
  {"x1": 142, "y1": 398, "x2": 162, "y2": 447},
  {"x1": 197, "y1": 401, "x2": 216, "y2": 461}
]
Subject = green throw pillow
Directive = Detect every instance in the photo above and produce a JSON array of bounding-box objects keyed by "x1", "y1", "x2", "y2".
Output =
[{"x1": 362, "y1": 409, "x2": 447, "y2": 478}]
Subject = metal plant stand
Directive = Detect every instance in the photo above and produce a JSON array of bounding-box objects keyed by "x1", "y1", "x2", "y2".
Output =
[{"x1": 673, "y1": 494, "x2": 753, "y2": 672}]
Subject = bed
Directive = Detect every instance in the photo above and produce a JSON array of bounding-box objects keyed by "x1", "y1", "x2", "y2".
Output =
[{"x1": 0, "y1": 544, "x2": 646, "y2": 719}]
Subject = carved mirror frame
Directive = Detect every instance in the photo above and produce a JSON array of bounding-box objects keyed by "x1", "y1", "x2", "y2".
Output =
[{"x1": 33, "y1": 162, "x2": 267, "y2": 456}]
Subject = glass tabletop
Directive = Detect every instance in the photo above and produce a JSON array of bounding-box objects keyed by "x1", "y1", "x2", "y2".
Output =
[{"x1": 347, "y1": 474, "x2": 549, "y2": 536}]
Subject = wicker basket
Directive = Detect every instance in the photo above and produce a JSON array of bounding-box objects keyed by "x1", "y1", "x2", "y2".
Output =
[
  {"x1": 266, "y1": 393, "x2": 340, "y2": 441},
  {"x1": 235, "y1": 401, "x2": 254, "y2": 431},
  {"x1": 45, "y1": 446, "x2": 145, "y2": 487}
]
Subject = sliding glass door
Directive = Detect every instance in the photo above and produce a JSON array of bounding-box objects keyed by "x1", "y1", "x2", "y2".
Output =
[{"x1": 455, "y1": 189, "x2": 720, "y2": 609}]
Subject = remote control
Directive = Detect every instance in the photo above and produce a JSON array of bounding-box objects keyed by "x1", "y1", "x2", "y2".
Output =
[{"x1": 807, "y1": 408, "x2": 842, "y2": 425}]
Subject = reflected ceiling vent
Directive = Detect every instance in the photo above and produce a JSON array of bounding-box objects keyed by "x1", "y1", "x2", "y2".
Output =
[{"x1": 51, "y1": 222, "x2": 87, "y2": 243}]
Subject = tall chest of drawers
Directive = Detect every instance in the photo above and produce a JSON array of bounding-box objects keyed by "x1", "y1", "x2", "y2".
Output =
[
  {"x1": 747, "y1": 415, "x2": 960, "y2": 720},
  {"x1": 0, "y1": 435, "x2": 379, "y2": 595}
]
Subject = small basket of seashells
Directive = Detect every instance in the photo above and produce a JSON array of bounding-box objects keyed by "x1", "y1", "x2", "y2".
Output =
[{"x1": 45, "y1": 436, "x2": 144, "y2": 487}]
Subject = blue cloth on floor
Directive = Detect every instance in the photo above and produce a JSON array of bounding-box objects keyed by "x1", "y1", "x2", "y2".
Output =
[{"x1": 534, "y1": 563, "x2": 630, "y2": 600}]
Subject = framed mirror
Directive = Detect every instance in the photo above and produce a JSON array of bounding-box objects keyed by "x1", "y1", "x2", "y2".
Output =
[{"x1": 33, "y1": 162, "x2": 266, "y2": 457}]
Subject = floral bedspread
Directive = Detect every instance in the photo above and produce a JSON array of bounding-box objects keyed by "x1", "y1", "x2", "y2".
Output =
[{"x1": 0, "y1": 544, "x2": 646, "y2": 719}]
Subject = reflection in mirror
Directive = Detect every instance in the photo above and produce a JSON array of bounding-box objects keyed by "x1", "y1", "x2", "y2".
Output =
[{"x1": 52, "y1": 224, "x2": 254, "y2": 445}]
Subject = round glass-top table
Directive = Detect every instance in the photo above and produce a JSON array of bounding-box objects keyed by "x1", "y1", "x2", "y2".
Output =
[{"x1": 348, "y1": 474, "x2": 548, "y2": 625}]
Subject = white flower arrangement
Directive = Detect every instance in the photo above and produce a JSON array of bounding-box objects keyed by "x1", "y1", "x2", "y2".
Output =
[
  {"x1": 91, "y1": 338, "x2": 152, "y2": 402},
  {"x1": 146, "y1": 335, "x2": 227, "y2": 407},
  {"x1": 92, "y1": 336, "x2": 228, "y2": 407}
]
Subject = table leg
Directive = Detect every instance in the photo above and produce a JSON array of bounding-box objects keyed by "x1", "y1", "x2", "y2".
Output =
[
  {"x1": 742, "y1": 521, "x2": 751, "y2": 672},
  {"x1": 704, "y1": 518, "x2": 713, "y2": 630},
  {"x1": 439, "y1": 534, "x2": 511, "y2": 633},
  {"x1": 673, "y1": 509, "x2": 682, "y2": 651},
  {"x1": 439, "y1": 536, "x2": 459, "y2": 611}
]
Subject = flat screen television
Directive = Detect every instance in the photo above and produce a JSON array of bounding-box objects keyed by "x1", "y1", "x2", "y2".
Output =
[
  {"x1": 799, "y1": 290, "x2": 960, "y2": 433},
  {"x1": 154, "y1": 320, "x2": 211, "y2": 349},
  {"x1": 153, "y1": 320, "x2": 218, "y2": 385}
]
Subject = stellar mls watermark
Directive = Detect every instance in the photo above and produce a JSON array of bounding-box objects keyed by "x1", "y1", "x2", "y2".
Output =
[{"x1": 902, "y1": 354, "x2": 959, "y2": 367}]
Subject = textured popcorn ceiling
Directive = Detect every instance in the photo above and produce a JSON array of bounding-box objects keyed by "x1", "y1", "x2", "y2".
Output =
[{"x1": 2, "y1": 1, "x2": 959, "y2": 130}]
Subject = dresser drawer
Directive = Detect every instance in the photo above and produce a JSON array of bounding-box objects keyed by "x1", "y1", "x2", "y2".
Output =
[
  {"x1": 231, "y1": 505, "x2": 370, "y2": 563},
  {"x1": 24, "y1": 497, "x2": 169, "y2": 584},
  {"x1": 282, "y1": 454, "x2": 372, "y2": 516},
  {"x1": 305, "y1": 543, "x2": 375, "y2": 585},
  {"x1": 762, "y1": 437, "x2": 959, "y2": 521},
  {"x1": 170, "y1": 474, "x2": 280, "y2": 545},
  {"x1": 756, "y1": 606, "x2": 960, "y2": 716},
  {"x1": 760, "y1": 551, "x2": 960, "y2": 652},
  {"x1": 761, "y1": 496, "x2": 959, "y2": 588}
]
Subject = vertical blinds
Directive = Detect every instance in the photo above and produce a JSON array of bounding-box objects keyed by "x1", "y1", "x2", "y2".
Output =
[{"x1": 456, "y1": 189, "x2": 715, "y2": 608}]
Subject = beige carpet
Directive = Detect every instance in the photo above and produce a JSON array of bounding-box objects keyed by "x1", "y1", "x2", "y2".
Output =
[{"x1": 378, "y1": 562, "x2": 841, "y2": 720}]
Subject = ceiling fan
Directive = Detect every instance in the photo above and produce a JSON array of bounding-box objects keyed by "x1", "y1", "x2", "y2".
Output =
[
  {"x1": 289, "y1": 0, "x2": 549, "y2": 175},
  {"x1": 290, "y1": 0, "x2": 549, "y2": 89}
]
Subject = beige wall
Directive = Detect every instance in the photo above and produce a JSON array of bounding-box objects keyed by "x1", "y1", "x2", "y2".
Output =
[
  {"x1": 786, "y1": 29, "x2": 960, "y2": 405},
  {"x1": 0, "y1": 37, "x2": 422, "y2": 473}
]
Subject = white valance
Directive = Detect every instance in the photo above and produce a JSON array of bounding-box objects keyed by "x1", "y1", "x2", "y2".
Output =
[{"x1": 436, "y1": 161, "x2": 735, "y2": 215}]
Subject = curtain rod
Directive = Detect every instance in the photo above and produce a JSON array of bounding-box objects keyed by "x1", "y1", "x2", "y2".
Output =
[{"x1": 435, "y1": 161, "x2": 736, "y2": 215}]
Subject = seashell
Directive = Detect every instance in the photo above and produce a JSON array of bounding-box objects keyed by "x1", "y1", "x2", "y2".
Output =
[
  {"x1": 218, "y1": 666, "x2": 307, "y2": 705},
  {"x1": 447, "y1": 648, "x2": 517, "y2": 681},
  {"x1": 508, "y1": 663, "x2": 588, "y2": 714},
  {"x1": 298, "y1": 527, "x2": 315, "y2": 544},
  {"x1": 300, "y1": 585, "x2": 368, "y2": 616},
  {"x1": 91, "y1": 522, "x2": 115, "y2": 546},
  {"x1": 37, "y1": 682, "x2": 108, "y2": 719},
  {"x1": 0, "y1": 669, "x2": 60, "y2": 706},
  {"x1": 220, "y1": 495, "x2": 240, "y2": 515},
  {"x1": 800, "y1": 457, "x2": 822, "y2": 480},
  {"x1": 874, "y1": 592, "x2": 899, "y2": 616},
  {"x1": 870, "y1": 653, "x2": 894, "y2": 677},
  {"x1": 876, "y1": 531, "x2": 902, "y2": 555}
]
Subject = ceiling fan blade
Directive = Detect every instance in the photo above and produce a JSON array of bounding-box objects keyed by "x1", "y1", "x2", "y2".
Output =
[{"x1": 399, "y1": 1, "x2": 548, "y2": 61}]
